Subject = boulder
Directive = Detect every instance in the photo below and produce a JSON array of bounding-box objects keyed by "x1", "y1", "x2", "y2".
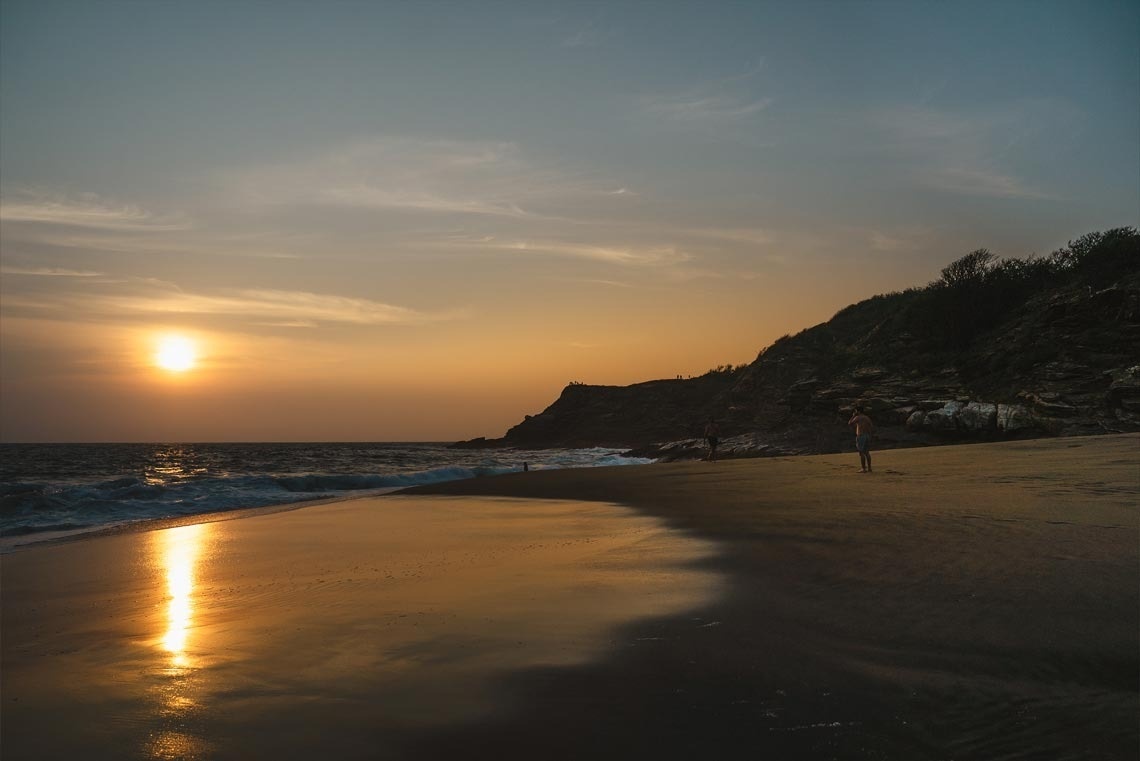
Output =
[
  {"x1": 996, "y1": 404, "x2": 1035, "y2": 433},
  {"x1": 905, "y1": 410, "x2": 927, "y2": 431},
  {"x1": 1105, "y1": 366, "x2": 1140, "y2": 410},
  {"x1": 890, "y1": 405, "x2": 918, "y2": 425},
  {"x1": 958, "y1": 402, "x2": 998, "y2": 432},
  {"x1": 924, "y1": 401, "x2": 963, "y2": 431}
]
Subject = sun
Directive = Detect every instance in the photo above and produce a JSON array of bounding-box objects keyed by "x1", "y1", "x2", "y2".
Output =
[{"x1": 155, "y1": 335, "x2": 197, "y2": 372}]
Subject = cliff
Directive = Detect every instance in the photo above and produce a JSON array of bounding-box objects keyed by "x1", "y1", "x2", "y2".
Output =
[{"x1": 455, "y1": 228, "x2": 1140, "y2": 457}]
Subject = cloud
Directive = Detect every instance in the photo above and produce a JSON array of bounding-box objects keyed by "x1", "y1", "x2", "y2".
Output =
[
  {"x1": 123, "y1": 288, "x2": 440, "y2": 325},
  {"x1": 872, "y1": 103, "x2": 1067, "y2": 200},
  {"x1": 921, "y1": 167, "x2": 1051, "y2": 200},
  {"x1": 639, "y1": 64, "x2": 771, "y2": 124},
  {"x1": 0, "y1": 266, "x2": 103, "y2": 277},
  {"x1": 479, "y1": 237, "x2": 692, "y2": 266},
  {"x1": 0, "y1": 192, "x2": 188, "y2": 231},
  {"x1": 220, "y1": 136, "x2": 620, "y2": 221},
  {"x1": 561, "y1": 19, "x2": 610, "y2": 49},
  {"x1": 640, "y1": 94, "x2": 772, "y2": 121},
  {"x1": 2, "y1": 281, "x2": 454, "y2": 327},
  {"x1": 681, "y1": 227, "x2": 771, "y2": 246}
]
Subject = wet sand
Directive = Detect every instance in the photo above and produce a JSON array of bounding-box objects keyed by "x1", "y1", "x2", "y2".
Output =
[
  {"x1": 3, "y1": 434, "x2": 1138, "y2": 760},
  {"x1": 406, "y1": 434, "x2": 1139, "y2": 760}
]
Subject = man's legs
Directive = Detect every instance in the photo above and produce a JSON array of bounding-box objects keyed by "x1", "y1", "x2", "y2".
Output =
[{"x1": 857, "y1": 436, "x2": 871, "y2": 472}]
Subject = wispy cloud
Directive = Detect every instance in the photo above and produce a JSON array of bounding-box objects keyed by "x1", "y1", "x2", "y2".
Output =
[
  {"x1": 872, "y1": 103, "x2": 1068, "y2": 200},
  {"x1": 560, "y1": 18, "x2": 611, "y2": 49},
  {"x1": 0, "y1": 265, "x2": 104, "y2": 277},
  {"x1": 681, "y1": 226, "x2": 772, "y2": 246},
  {"x1": 221, "y1": 136, "x2": 620, "y2": 221},
  {"x1": 2, "y1": 281, "x2": 456, "y2": 327},
  {"x1": 0, "y1": 192, "x2": 189, "y2": 231},
  {"x1": 639, "y1": 64, "x2": 771, "y2": 124},
  {"x1": 118, "y1": 288, "x2": 445, "y2": 325},
  {"x1": 640, "y1": 94, "x2": 772, "y2": 121},
  {"x1": 472, "y1": 237, "x2": 692, "y2": 266},
  {"x1": 921, "y1": 167, "x2": 1051, "y2": 200}
]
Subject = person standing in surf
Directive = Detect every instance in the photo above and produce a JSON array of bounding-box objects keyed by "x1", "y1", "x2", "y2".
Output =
[{"x1": 848, "y1": 405, "x2": 874, "y2": 473}]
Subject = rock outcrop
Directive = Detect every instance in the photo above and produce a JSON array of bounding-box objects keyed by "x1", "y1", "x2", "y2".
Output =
[{"x1": 453, "y1": 229, "x2": 1140, "y2": 458}]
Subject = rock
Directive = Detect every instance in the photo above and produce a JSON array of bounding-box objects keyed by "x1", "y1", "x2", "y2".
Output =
[
  {"x1": 918, "y1": 399, "x2": 951, "y2": 411},
  {"x1": 905, "y1": 410, "x2": 927, "y2": 431},
  {"x1": 782, "y1": 378, "x2": 819, "y2": 411},
  {"x1": 448, "y1": 436, "x2": 506, "y2": 449},
  {"x1": 958, "y1": 402, "x2": 998, "y2": 432},
  {"x1": 1105, "y1": 366, "x2": 1140, "y2": 410},
  {"x1": 996, "y1": 404, "x2": 1035, "y2": 432},
  {"x1": 890, "y1": 405, "x2": 918, "y2": 425},
  {"x1": 859, "y1": 397, "x2": 896, "y2": 413},
  {"x1": 923, "y1": 401, "x2": 963, "y2": 431},
  {"x1": 1018, "y1": 392, "x2": 1079, "y2": 417},
  {"x1": 851, "y1": 367, "x2": 886, "y2": 380}
]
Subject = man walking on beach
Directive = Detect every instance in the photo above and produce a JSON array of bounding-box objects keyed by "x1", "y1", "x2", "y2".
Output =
[
  {"x1": 704, "y1": 419, "x2": 720, "y2": 461},
  {"x1": 848, "y1": 405, "x2": 874, "y2": 473}
]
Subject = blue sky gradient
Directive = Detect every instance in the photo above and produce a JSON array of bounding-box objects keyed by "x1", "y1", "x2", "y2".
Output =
[{"x1": 1, "y1": 1, "x2": 1137, "y2": 441}]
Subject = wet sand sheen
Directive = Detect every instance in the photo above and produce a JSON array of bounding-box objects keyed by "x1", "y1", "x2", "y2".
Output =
[{"x1": 1, "y1": 496, "x2": 721, "y2": 760}]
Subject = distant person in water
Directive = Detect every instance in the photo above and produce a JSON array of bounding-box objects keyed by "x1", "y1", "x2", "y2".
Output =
[
  {"x1": 704, "y1": 419, "x2": 720, "y2": 461},
  {"x1": 848, "y1": 405, "x2": 874, "y2": 473}
]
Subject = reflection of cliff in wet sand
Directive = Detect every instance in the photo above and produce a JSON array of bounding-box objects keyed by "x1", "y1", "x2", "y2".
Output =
[{"x1": 2, "y1": 434, "x2": 1137, "y2": 760}]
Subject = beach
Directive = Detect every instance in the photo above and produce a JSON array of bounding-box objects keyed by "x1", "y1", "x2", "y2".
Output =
[{"x1": 2, "y1": 434, "x2": 1137, "y2": 760}]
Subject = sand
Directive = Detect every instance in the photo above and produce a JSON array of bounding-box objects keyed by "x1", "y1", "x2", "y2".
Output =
[{"x1": 2, "y1": 434, "x2": 1137, "y2": 760}]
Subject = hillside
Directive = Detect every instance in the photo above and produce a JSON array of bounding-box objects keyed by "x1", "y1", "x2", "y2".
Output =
[{"x1": 455, "y1": 228, "x2": 1140, "y2": 457}]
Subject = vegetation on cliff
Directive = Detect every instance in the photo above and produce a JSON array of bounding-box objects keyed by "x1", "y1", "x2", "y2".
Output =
[{"x1": 460, "y1": 228, "x2": 1139, "y2": 453}]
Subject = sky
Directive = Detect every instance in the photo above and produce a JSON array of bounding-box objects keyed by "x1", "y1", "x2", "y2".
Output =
[{"x1": 1, "y1": 0, "x2": 1137, "y2": 442}]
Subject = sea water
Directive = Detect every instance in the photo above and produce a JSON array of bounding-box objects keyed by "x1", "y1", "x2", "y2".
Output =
[{"x1": 0, "y1": 442, "x2": 652, "y2": 542}]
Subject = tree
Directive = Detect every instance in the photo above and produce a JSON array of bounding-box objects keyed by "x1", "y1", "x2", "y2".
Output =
[{"x1": 939, "y1": 249, "x2": 996, "y2": 287}]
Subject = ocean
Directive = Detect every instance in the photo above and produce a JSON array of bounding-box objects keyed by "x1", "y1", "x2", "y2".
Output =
[{"x1": 0, "y1": 442, "x2": 652, "y2": 544}]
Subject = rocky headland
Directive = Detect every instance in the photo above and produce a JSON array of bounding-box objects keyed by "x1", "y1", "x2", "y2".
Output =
[{"x1": 454, "y1": 228, "x2": 1140, "y2": 460}]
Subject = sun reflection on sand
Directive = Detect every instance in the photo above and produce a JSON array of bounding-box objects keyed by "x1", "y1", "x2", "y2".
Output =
[
  {"x1": 160, "y1": 524, "x2": 205, "y2": 664},
  {"x1": 149, "y1": 523, "x2": 211, "y2": 760}
]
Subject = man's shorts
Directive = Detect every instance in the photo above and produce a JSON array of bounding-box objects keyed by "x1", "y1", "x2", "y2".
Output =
[{"x1": 856, "y1": 434, "x2": 871, "y2": 453}]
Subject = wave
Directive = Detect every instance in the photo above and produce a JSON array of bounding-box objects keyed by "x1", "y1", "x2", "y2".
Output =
[{"x1": 0, "y1": 446, "x2": 655, "y2": 540}]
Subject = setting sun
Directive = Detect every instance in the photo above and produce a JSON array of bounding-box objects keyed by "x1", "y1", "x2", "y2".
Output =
[{"x1": 155, "y1": 336, "x2": 197, "y2": 372}]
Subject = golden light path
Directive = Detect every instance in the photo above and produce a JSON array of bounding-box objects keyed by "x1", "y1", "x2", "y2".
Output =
[
  {"x1": 151, "y1": 522, "x2": 210, "y2": 760},
  {"x1": 161, "y1": 524, "x2": 205, "y2": 664}
]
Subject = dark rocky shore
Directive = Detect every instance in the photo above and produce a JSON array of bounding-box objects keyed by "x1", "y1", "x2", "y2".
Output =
[{"x1": 455, "y1": 229, "x2": 1140, "y2": 460}]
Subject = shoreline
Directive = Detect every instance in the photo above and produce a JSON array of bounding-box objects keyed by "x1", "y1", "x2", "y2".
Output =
[
  {"x1": 1, "y1": 431, "x2": 1121, "y2": 556},
  {"x1": 0, "y1": 489, "x2": 404, "y2": 554},
  {"x1": 3, "y1": 434, "x2": 1137, "y2": 759}
]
